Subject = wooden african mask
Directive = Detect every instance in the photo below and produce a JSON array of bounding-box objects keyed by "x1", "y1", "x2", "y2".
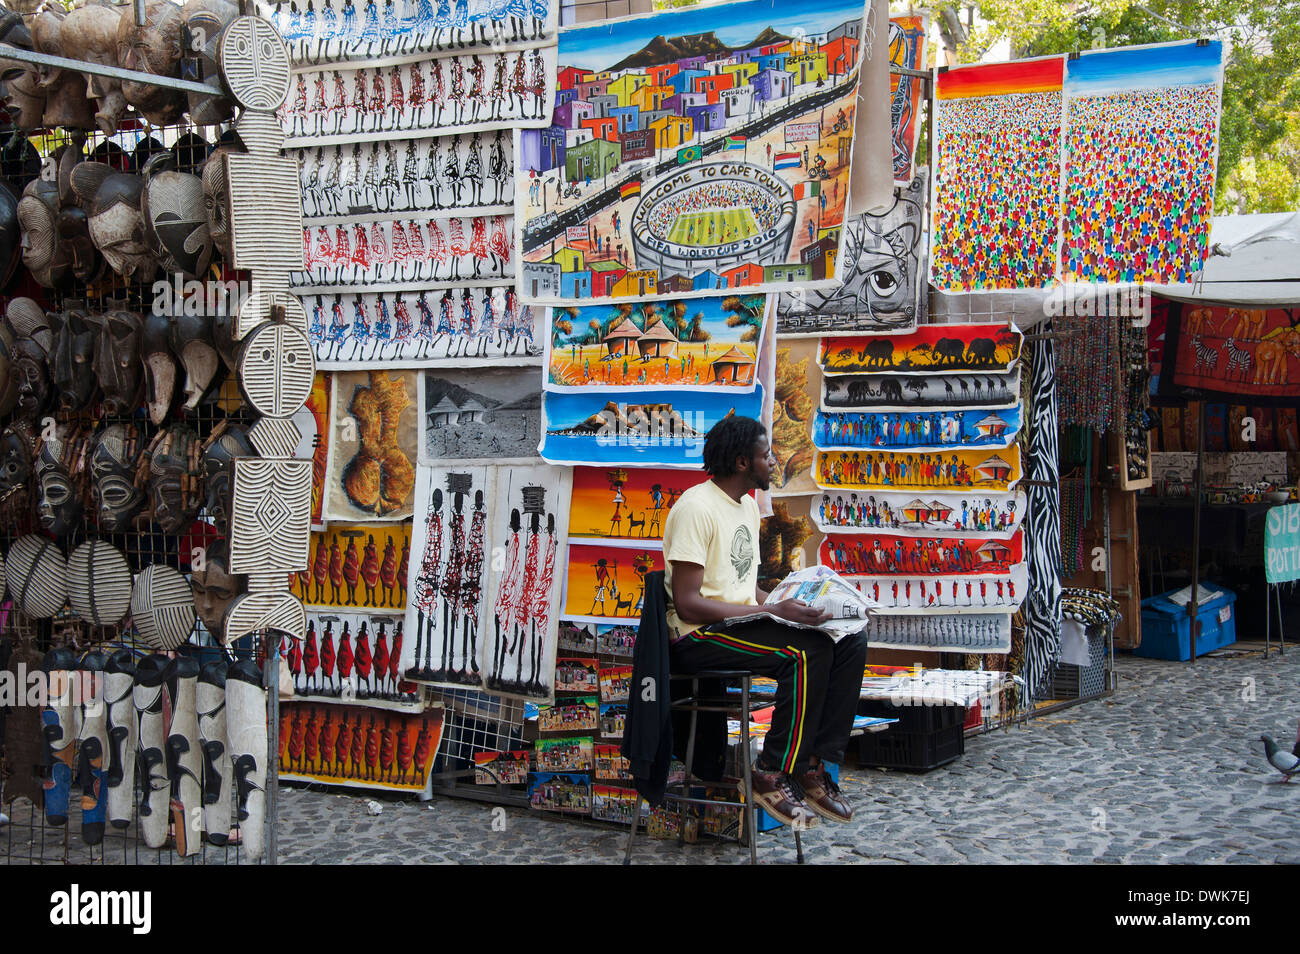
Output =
[
  {"x1": 116, "y1": 0, "x2": 187, "y2": 125},
  {"x1": 1, "y1": 64, "x2": 48, "y2": 130},
  {"x1": 192, "y1": 538, "x2": 245, "y2": 637},
  {"x1": 90, "y1": 422, "x2": 145, "y2": 532},
  {"x1": 0, "y1": 423, "x2": 34, "y2": 504},
  {"x1": 147, "y1": 423, "x2": 201, "y2": 533},
  {"x1": 31, "y1": 9, "x2": 97, "y2": 130},
  {"x1": 0, "y1": 179, "x2": 19, "y2": 290},
  {"x1": 182, "y1": 0, "x2": 239, "y2": 126},
  {"x1": 201, "y1": 424, "x2": 254, "y2": 530},
  {"x1": 141, "y1": 311, "x2": 176, "y2": 424},
  {"x1": 56, "y1": 142, "x2": 107, "y2": 284},
  {"x1": 0, "y1": 322, "x2": 18, "y2": 416},
  {"x1": 48, "y1": 306, "x2": 98, "y2": 413},
  {"x1": 68, "y1": 162, "x2": 157, "y2": 282},
  {"x1": 93, "y1": 308, "x2": 144, "y2": 417},
  {"x1": 169, "y1": 311, "x2": 222, "y2": 410},
  {"x1": 141, "y1": 154, "x2": 214, "y2": 281},
  {"x1": 200, "y1": 143, "x2": 240, "y2": 264},
  {"x1": 58, "y1": 3, "x2": 128, "y2": 136},
  {"x1": 35, "y1": 425, "x2": 85, "y2": 537},
  {"x1": 12, "y1": 337, "x2": 51, "y2": 424},
  {"x1": 18, "y1": 178, "x2": 71, "y2": 288}
]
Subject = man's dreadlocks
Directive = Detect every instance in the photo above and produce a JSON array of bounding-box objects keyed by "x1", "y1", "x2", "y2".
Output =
[{"x1": 702, "y1": 415, "x2": 766, "y2": 478}]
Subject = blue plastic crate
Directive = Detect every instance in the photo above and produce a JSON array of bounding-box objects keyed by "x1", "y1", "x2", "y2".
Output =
[{"x1": 1135, "y1": 586, "x2": 1237, "y2": 661}]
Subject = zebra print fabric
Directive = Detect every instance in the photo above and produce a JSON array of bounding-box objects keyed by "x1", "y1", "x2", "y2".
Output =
[{"x1": 1023, "y1": 318, "x2": 1063, "y2": 701}]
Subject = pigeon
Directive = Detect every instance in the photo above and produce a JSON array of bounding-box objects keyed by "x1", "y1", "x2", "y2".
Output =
[{"x1": 1259, "y1": 735, "x2": 1300, "y2": 781}]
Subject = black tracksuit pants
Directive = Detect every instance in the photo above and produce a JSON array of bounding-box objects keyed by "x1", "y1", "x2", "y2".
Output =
[{"x1": 670, "y1": 619, "x2": 868, "y2": 774}]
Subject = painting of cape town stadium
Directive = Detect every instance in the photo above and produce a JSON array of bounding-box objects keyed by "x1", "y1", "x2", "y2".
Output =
[{"x1": 516, "y1": 0, "x2": 866, "y2": 305}]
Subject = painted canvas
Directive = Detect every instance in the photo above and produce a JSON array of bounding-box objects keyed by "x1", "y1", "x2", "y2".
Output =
[
  {"x1": 864, "y1": 612, "x2": 1012, "y2": 653},
  {"x1": 528, "y1": 771, "x2": 592, "y2": 812},
  {"x1": 814, "y1": 445, "x2": 1024, "y2": 492},
  {"x1": 1061, "y1": 41, "x2": 1224, "y2": 284},
  {"x1": 539, "y1": 386, "x2": 766, "y2": 467},
  {"x1": 474, "y1": 750, "x2": 530, "y2": 785},
  {"x1": 820, "y1": 531, "x2": 1025, "y2": 577},
  {"x1": 930, "y1": 56, "x2": 1064, "y2": 291},
  {"x1": 271, "y1": 0, "x2": 558, "y2": 64},
  {"x1": 819, "y1": 323, "x2": 1023, "y2": 375},
  {"x1": 567, "y1": 465, "x2": 711, "y2": 542},
  {"x1": 1168, "y1": 305, "x2": 1300, "y2": 400},
  {"x1": 419, "y1": 366, "x2": 541, "y2": 462},
  {"x1": 776, "y1": 171, "x2": 926, "y2": 335},
  {"x1": 562, "y1": 542, "x2": 664, "y2": 625},
  {"x1": 812, "y1": 488, "x2": 1026, "y2": 538},
  {"x1": 306, "y1": 373, "x2": 331, "y2": 525},
  {"x1": 758, "y1": 495, "x2": 820, "y2": 591},
  {"x1": 293, "y1": 523, "x2": 413, "y2": 611},
  {"x1": 296, "y1": 132, "x2": 515, "y2": 219},
  {"x1": 482, "y1": 464, "x2": 570, "y2": 702},
  {"x1": 812, "y1": 406, "x2": 1022, "y2": 451},
  {"x1": 323, "y1": 370, "x2": 419, "y2": 522},
  {"x1": 592, "y1": 783, "x2": 641, "y2": 821},
  {"x1": 556, "y1": 657, "x2": 600, "y2": 693},
  {"x1": 297, "y1": 214, "x2": 514, "y2": 289},
  {"x1": 821, "y1": 368, "x2": 1021, "y2": 411},
  {"x1": 537, "y1": 696, "x2": 598, "y2": 733},
  {"x1": 546, "y1": 295, "x2": 764, "y2": 391},
  {"x1": 770, "y1": 338, "x2": 818, "y2": 495},
  {"x1": 278, "y1": 702, "x2": 442, "y2": 793},
  {"x1": 282, "y1": 49, "x2": 558, "y2": 146},
  {"x1": 535, "y1": 736, "x2": 595, "y2": 772},
  {"x1": 594, "y1": 745, "x2": 632, "y2": 781},
  {"x1": 306, "y1": 287, "x2": 540, "y2": 366},
  {"x1": 599, "y1": 665, "x2": 632, "y2": 702},
  {"x1": 846, "y1": 566, "x2": 1027, "y2": 613},
  {"x1": 293, "y1": 610, "x2": 421, "y2": 712},
  {"x1": 887, "y1": 15, "x2": 927, "y2": 184},
  {"x1": 517, "y1": 0, "x2": 868, "y2": 305}
]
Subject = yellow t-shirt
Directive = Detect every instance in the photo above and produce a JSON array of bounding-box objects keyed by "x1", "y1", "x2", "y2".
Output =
[{"x1": 662, "y1": 480, "x2": 760, "y2": 640}]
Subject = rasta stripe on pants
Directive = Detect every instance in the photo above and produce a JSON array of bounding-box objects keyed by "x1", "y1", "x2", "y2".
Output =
[{"x1": 689, "y1": 630, "x2": 807, "y2": 774}]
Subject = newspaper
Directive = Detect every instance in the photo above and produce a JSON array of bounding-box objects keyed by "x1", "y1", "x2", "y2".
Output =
[{"x1": 729, "y1": 565, "x2": 877, "y2": 641}]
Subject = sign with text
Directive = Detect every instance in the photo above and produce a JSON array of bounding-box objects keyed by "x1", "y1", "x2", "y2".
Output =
[{"x1": 1266, "y1": 503, "x2": 1300, "y2": 584}]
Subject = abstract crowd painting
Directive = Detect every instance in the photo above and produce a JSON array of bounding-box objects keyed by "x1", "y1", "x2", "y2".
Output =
[
  {"x1": 815, "y1": 445, "x2": 1023, "y2": 492},
  {"x1": 295, "y1": 132, "x2": 515, "y2": 219},
  {"x1": 776, "y1": 170, "x2": 926, "y2": 336},
  {"x1": 1061, "y1": 41, "x2": 1224, "y2": 284},
  {"x1": 819, "y1": 323, "x2": 1023, "y2": 375},
  {"x1": 517, "y1": 0, "x2": 868, "y2": 305},
  {"x1": 821, "y1": 368, "x2": 1021, "y2": 411},
  {"x1": 820, "y1": 531, "x2": 1025, "y2": 577},
  {"x1": 271, "y1": 0, "x2": 558, "y2": 64},
  {"x1": 282, "y1": 49, "x2": 558, "y2": 146},
  {"x1": 278, "y1": 702, "x2": 443, "y2": 793},
  {"x1": 419, "y1": 366, "x2": 541, "y2": 462},
  {"x1": 567, "y1": 465, "x2": 711, "y2": 541},
  {"x1": 545, "y1": 294, "x2": 764, "y2": 391},
  {"x1": 562, "y1": 542, "x2": 664, "y2": 626},
  {"x1": 323, "y1": 371, "x2": 419, "y2": 522},
  {"x1": 539, "y1": 385, "x2": 766, "y2": 467},
  {"x1": 1167, "y1": 305, "x2": 1300, "y2": 399},
  {"x1": 292, "y1": 522, "x2": 414, "y2": 612},
  {"x1": 812, "y1": 406, "x2": 1021, "y2": 452},
  {"x1": 306, "y1": 287, "x2": 540, "y2": 367},
  {"x1": 812, "y1": 488, "x2": 1027, "y2": 538},
  {"x1": 297, "y1": 215, "x2": 514, "y2": 289}
]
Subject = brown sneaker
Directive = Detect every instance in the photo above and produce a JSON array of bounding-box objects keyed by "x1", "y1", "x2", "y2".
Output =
[
  {"x1": 749, "y1": 768, "x2": 819, "y2": 829},
  {"x1": 797, "y1": 763, "x2": 854, "y2": 823}
]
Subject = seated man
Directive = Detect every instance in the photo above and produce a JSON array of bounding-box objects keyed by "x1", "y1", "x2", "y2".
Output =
[{"x1": 663, "y1": 415, "x2": 869, "y2": 828}]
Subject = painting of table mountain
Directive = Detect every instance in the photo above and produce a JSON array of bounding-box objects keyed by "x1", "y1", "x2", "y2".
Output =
[{"x1": 419, "y1": 367, "x2": 541, "y2": 463}]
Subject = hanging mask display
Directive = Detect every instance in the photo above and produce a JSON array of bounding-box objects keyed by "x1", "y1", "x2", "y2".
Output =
[
  {"x1": 17, "y1": 177, "x2": 70, "y2": 288},
  {"x1": 57, "y1": 3, "x2": 128, "y2": 136},
  {"x1": 34, "y1": 425, "x2": 86, "y2": 538},
  {"x1": 48, "y1": 306, "x2": 98, "y2": 413},
  {"x1": 141, "y1": 311, "x2": 177, "y2": 424},
  {"x1": 0, "y1": 423, "x2": 34, "y2": 504},
  {"x1": 200, "y1": 423, "x2": 254, "y2": 531},
  {"x1": 145, "y1": 423, "x2": 202, "y2": 533},
  {"x1": 200, "y1": 142, "x2": 241, "y2": 264},
  {"x1": 12, "y1": 337, "x2": 51, "y2": 424},
  {"x1": 182, "y1": 0, "x2": 239, "y2": 126},
  {"x1": 68, "y1": 162, "x2": 156, "y2": 282},
  {"x1": 141, "y1": 153, "x2": 215, "y2": 280},
  {"x1": 93, "y1": 308, "x2": 144, "y2": 417},
  {"x1": 89, "y1": 422, "x2": 145, "y2": 532},
  {"x1": 115, "y1": 0, "x2": 188, "y2": 125},
  {"x1": 191, "y1": 538, "x2": 245, "y2": 639},
  {"x1": 169, "y1": 311, "x2": 223, "y2": 410}
]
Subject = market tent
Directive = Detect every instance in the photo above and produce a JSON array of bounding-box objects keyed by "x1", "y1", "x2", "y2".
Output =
[{"x1": 1159, "y1": 212, "x2": 1300, "y2": 307}]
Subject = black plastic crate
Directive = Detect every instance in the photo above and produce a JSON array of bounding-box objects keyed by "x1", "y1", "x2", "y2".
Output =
[
  {"x1": 855, "y1": 723, "x2": 965, "y2": 772},
  {"x1": 857, "y1": 698, "x2": 966, "y2": 734}
]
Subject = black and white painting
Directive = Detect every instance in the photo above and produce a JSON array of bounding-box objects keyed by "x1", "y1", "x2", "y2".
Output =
[{"x1": 418, "y1": 366, "x2": 541, "y2": 462}]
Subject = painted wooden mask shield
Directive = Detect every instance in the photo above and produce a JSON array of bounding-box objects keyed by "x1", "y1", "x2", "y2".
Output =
[
  {"x1": 90, "y1": 422, "x2": 145, "y2": 532},
  {"x1": 0, "y1": 423, "x2": 34, "y2": 504},
  {"x1": 142, "y1": 154, "x2": 214, "y2": 281},
  {"x1": 17, "y1": 178, "x2": 70, "y2": 288},
  {"x1": 93, "y1": 309, "x2": 144, "y2": 417},
  {"x1": 182, "y1": 0, "x2": 239, "y2": 126},
  {"x1": 201, "y1": 424, "x2": 254, "y2": 530},
  {"x1": 48, "y1": 306, "x2": 98, "y2": 413},
  {"x1": 147, "y1": 423, "x2": 201, "y2": 533},
  {"x1": 35, "y1": 426, "x2": 85, "y2": 537},
  {"x1": 68, "y1": 162, "x2": 156, "y2": 281},
  {"x1": 141, "y1": 311, "x2": 177, "y2": 424}
]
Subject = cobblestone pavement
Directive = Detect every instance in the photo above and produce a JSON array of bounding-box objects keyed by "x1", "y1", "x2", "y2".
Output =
[{"x1": 6, "y1": 644, "x2": 1299, "y2": 864}]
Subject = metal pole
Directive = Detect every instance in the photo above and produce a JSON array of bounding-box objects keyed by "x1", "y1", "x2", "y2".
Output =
[
  {"x1": 1189, "y1": 404, "x2": 1205, "y2": 663},
  {"x1": 0, "y1": 43, "x2": 214, "y2": 96}
]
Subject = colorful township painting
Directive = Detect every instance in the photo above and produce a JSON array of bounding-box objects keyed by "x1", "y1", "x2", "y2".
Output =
[
  {"x1": 930, "y1": 56, "x2": 1064, "y2": 291},
  {"x1": 562, "y1": 542, "x2": 664, "y2": 626},
  {"x1": 278, "y1": 702, "x2": 443, "y2": 793},
  {"x1": 559, "y1": 620, "x2": 640, "y2": 657},
  {"x1": 545, "y1": 294, "x2": 764, "y2": 391},
  {"x1": 819, "y1": 324, "x2": 1023, "y2": 376},
  {"x1": 270, "y1": 0, "x2": 558, "y2": 64},
  {"x1": 770, "y1": 338, "x2": 819, "y2": 495},
  {"x1": 293, "y1": 610, "x2": 421, "y2": 712},
  {"x1": 295, "y1": 132, "x2": 515, "y2": 220},
  {"x1": 305, "y1": 287, "x2": 541, "y2": 367},
  {"x1": 1168, "y1": 304, "x2": 1300, "y2": 400},
  {"x1": 528, "y1": 772, "x2": 592, "y2": 813},
  {"x1": 820, "y1": 531, "x2": 1025, "y2": 577},
  {"x1": 821, "y1": 367, "x2": 1021, "y2": 411},
  {"x1": 536, "y1": 736, "x2": 595, "y2": 772},
  {"x1": 539, "y1": 386, "x2": 766, "y2": 467},
  {"x1": 567, "y1": 465, "x2": 710, "y2": 541},
  {"x1": 814, "y1": 445, "x2": 1024, "y2": 493},
  {"x1": 887, "y1": 16, "x2": 927, "y2": 184},
  {"x1": 1061, "y1": 42, "x2": 1224, "y2": 284},
  {"x1": 293, "y1": 522, "x2": 414, "y2": 611},
  {"x1": 812, "y1": 489, "x2": 1027, "y2": 538},
  {"x1": 537, "y1": 696, "x2": 599, "y2": 733},
  {"x1": 323, "y1": 371, "x2": 419, "y2": 522},
  {"x1": 847, "y1": 567, "x2": 1027, "y2": 613},
  {"x1": 474, "y1": 750, "x2": 530, "y2": 785},
  {"x1": 775, "y1": 171, "x2": 927, "y2": 336},
  {"x1": 281, "y1": 49, "x2": 558, "y2": 146},
  {"x1": 812, "y1": 406, "x2": 1022, "y2": 452},
  {"x1": 296, "y1": 215, "x2": 514, "y2": 289},
  {"x1": 516, "y1": 0, "x2": 867, "y2": 305},
  {"x1": 595, "y1": 745, "x2": 632, "y2": 780},
  {"x1": 418, "y1": 366, "x2": 541, "y2": 463}
]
